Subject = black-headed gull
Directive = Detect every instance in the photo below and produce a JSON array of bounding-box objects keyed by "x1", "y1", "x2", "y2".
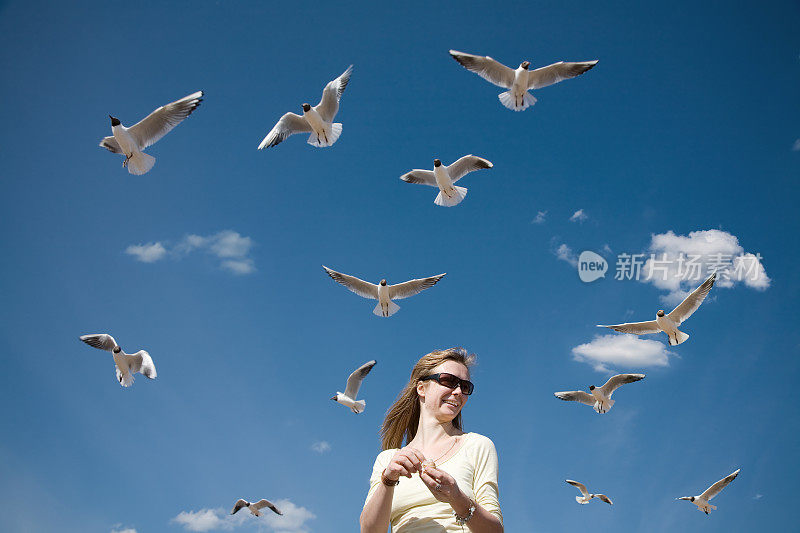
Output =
[
  {"x1": 400, "y1": 155, "x2": 493, "y2": 207},
  {"x1": 554, "y1": 373, "x2": 644, "y2": 414},
  {"x1": 99, "y1": 91, "x2": 203, "y2": 175},
  {"x1": 331, "y1": 359, "x2": 376, "y2": 414},
  {"x1": 598, "y1": 272, "x2": 716, "y2": 346},
  {"x1": 322, "y1": 266, "x2": 445, "y2": 317},
  {"x1": 79, "y1": 334, "x2": 156, "y2": 387},
  {"x1": 231, "y1": 498, "x2": 282, "y2": 516},
  {"x1": 677, "y1": 469, "x2": 740, "y2": 514},
  {"x1": 565, "y1": 480, "x2": 613, "y2": 505},
  {"x1": 258, "y1": 65, "x2": 352, "y2": 149},
  {"x1": 449, "y1": 50, "x2": 597, "y2": 112}
]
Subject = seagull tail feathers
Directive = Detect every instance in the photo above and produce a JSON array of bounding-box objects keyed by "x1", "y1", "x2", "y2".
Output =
[
  {"x1": 593, "y1": 399, "x2": 614, "y2": 414},
  {"x1": 373, "y1": 300, "x2": 400, "y2": 317},
  {"x1": 127, "y1": 152, "x2": 156, "y2": 175},
  {"x1": 117, "y1": 369, "x2": 134, "y2": 388},
  {"x1": 307, "y1": 123, "x2": 343, "y2": 147},
  {"x1": 576, "y1": 496, "x2": 589, "y2": 504},
  {"x1": 434, "y1": 186, "x2": 467, "y2": 207},
  {"x1": 669, "y1": 330, "x2": 690, "y2": 346},
  {"x1": 351, "y1": 400, "x2": 366, "y2": 414},
  {"x1": 498, "y1": 91, "x2": 536, "y2": 111}
]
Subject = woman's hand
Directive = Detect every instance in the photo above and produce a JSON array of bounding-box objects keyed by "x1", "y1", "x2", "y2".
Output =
[
  {"x1": 383, "y1": 446, "x2": 426, "y2": 482},
  {"x1": 419, "y1": 464, "x2": 465, "y2": 505}
]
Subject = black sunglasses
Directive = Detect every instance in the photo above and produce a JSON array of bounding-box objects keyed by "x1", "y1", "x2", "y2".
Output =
[{"x1": 419, "y1": 373, "x2": 474, "y2": 395}]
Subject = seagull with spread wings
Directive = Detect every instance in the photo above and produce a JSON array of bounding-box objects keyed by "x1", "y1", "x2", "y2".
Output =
[
  {"x1": 565, "y1": 480, "x2": 613, "y2": 505},
  {"x1": 258, "y1": 65, "x2": 353, "y2": 149},
  {"x1": 449, "y1": 50, "x2": 597, "y2": 112},
  {"x1": 231, "y1": 498, "x2": 282, "y2": 517},
  {"x1": 598, "y1": 272, "x2": 717, "y2": 346},
  {"x1": 331, "y1": 360, "x2": 377, "y2": 414},
  {"x1": 79, "y1": 333, "x2": 157, "y2": 387},
  {"x1": 400, "y1": 155, "x2": 493, "y2": 207},
  {"x1": 554, "y1": 373, "x2": 644, "y2": 414},
  {"x1": 677, "y1": 469, "x2": 740, "y2": 514},
  {"x1": 322, "y1": 266, "x2": 445, "y2": 317},
  {"x1": 99, "y1": 91, "x2": 203, "y2": 175}
]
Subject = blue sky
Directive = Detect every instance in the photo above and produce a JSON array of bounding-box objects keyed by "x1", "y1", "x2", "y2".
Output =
[{"x1": 1, "y1": 1, "x2": 798, "y2": 531}]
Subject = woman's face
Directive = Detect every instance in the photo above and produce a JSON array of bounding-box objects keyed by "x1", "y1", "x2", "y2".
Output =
[{"x1": 417, "y1": 361, "x2": 470, "y2": 422}]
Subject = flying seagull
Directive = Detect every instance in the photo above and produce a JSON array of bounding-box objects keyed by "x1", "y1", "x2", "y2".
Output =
[
  {"x1": 554, "y1": 373, "x2": 644, "y2": 414},
  {"x1": 79, "y1": 333, "x2": 157, "y2": 387},
  {"x1": 258, "y1": 65, "x2": 353, "y2": 149},
  {"x1": 331, "y1": 360, "x2": 377, "y2": 414},
  {"x1": 400, "y1": 155, "x2": 493, "y2": 207},
  {"x1": 598, "y1": 272, "x2": 716, "y2": 346},
  {"x1": 677, "y1": 469, "x2": 740, "y2": 514},
  {"x1": 322, "y1": 266, "x2": 446, "y2": 317},
  {"x1": 449, "y1": 50, "x2": 597, "y2": 112},
  {"x1": 565, "y1": 480, "x2": 613, "y2": 505},
  {"x1": 231, "y1": 499, "x2": 282, "y2": 517},
  {"x1": 99, "y1": 91, "x2": 203, "y2": 175}
]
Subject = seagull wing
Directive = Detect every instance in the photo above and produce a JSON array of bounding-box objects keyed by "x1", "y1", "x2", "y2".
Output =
[
  {"x1": 446, "y1": 155, "x2": 493, "y2": 183},
  {"x1": 258, "y1": 112, "x2": 312, "y2": 149},
  {"x1": 128, "y1": 91, "x2": 203, "y2": 149},
  {"x1": 315, "y1": 65, "x2": 353, "y2": 123},
  {"x1": 668, "y1": 272, "x2": 716, "y2": 325},
  {"x1": 596, "y1": 494, "x2": 613, "y2": 505},
  {"x1": 400, "y1": 169, "x2": 437, "y2": 187},
  {"x1": 597, "y1": 321, "x2": 661, "y2": 335},
  {"x1": 128, "y1": 350, "x2": 157, "y2": 379},
  {"x1": 565, "y1": 480, "x2": 589, "y2": 497},
  {"x1": 449, "y1": 50, "x2": 515, "y2": 89},
  {"x1": 700, "y1": 469, "x2": 740, "y2": 501},
  {"x1": 599, "y1": 373, "x2": 645, "y2": 398},
  {"x1": 344, "y1": 360, "x2": 377, "y2": 399},
  {"x1": 252, "y1": 499, "x2": 282, "y2": 515},
  {"x1": 527, "y1": 60, "x2": 598, "y2": 90},
  {"x1": 323, "y1": 266, "x2": 379, "y2": 299},
  {"x1": 79, "y1": 334, "x2": 118, "y2": 352},
  {"x1": 99, "y1": 136, "x2": 123, "y2": 154},
  {"x1": 388, "y1": 273, "x2": 446, "y2": 300},
  {"x1": 231, "y1": 499, "x2": 249, "y2": 514},
  {"x1": 554, "y1": 391, "x2": 595, "y2": 406}
]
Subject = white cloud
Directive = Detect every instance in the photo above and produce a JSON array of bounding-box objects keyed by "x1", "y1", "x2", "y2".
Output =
[
  {"x1": 531, "y1": 211, "x2": 547, "y2": 224},
  {"x1": 754, "y1": 493, "x2": 763, "y2": 500},
  {"x1": 125, "y1": 242, "x2": 167, "y2": 263},
  {"x1": 554, "y1": 243, "x2": 578, "y2": 267},
  {"x1": 126, "y1": 230, "x2": 256, "y2": 275},
  {"x1": 792, "y1": 139, "x2": 800, "y2": 151},
  {"x1": 641, "y1": 229, "x2": 770, "y2": 303},
  {"x1": 311, "y1": 441, "x2": 331, "y2": 453},
  {"x1": 172, "y1": 500, "x2": 314, "y2": 533},
  {"x1": 110, "y1": 526, "x2": 137, "y2": 533},
  {"x1": 569, "y1": 209, "x2": 588, "y2": 223},
  {"x1": 572, "y1": 334, "x2": 673, "y2": 373}
]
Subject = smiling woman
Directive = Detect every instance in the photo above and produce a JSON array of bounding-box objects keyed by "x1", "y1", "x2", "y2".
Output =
[{"x1": 360, "y1": 348, "x2": 503, "y2": 533}]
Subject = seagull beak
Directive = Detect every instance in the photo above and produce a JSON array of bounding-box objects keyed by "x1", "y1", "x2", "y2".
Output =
[{"x1": 330, "y1": 396, "x2": 337, "y2": 401}]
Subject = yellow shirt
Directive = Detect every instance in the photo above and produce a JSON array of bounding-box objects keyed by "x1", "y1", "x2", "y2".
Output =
[{"x1": 365, "y1": 433, "x2": 502, "y2": 532}]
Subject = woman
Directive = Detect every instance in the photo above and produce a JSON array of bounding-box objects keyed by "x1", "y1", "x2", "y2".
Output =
[{"x1": 360, "y1": 348, "x2": 503, "y2": 532}]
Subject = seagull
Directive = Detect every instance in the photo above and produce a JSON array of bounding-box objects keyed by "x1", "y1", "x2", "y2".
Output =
[
  {"x1": 449, "y1": 50, "x2": 597, "y2": 112},
  {"x1": 322, "y1": 266, "x2": 446, "y2": 317},
  {"x1": 400, "y1": 155, "x2": 493, "y2": 207},
  {"x1": 554, "y1": 373, "x2": 644, "y2": 414},
  {"x1": 565, "y1": 480, "x2": 613, "y2": 505},
  {"x1": 79, "y1": 334, "x2": 156, "y2": 387},
  {"x1": 677, "y1": 469, "x2": 740, "y2": 514},
  {"x1": 598, "y1": 272, "x2": 716, "y2": 346},
  {"x1": 331, "y1": 360, "x2": 377, "y2": 414},
  {"x1": 258, "y1": 65, "x2": 353, "y2": 149},
  {"x1": 231, "y1": 498, "x2": 282, "y2": 517},
  {"x1": 99, "y1": 91, "x2": 203, "y2": 175}
]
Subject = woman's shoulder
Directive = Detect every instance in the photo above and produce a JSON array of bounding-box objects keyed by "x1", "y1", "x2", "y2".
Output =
[
  {"x1": 463, "y1": 432, "x2": 496, "y2": 450},
  {"x1": 373, "y1": 447, "x2": 397, "y2": 465}
]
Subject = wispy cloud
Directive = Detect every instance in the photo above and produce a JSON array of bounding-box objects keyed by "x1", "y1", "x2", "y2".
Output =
[
  {"x1": 531, "y1": 210, "x2": 547, "y2": 224},
  {"x1": 754, "y1": 493, "x2": 764, "y2": 500},
  {"x1": 572, "y1": 334, "x2": 673, "y2": 373},
  {"x1": 125, "y1": 242, "x2": 167, "y2": 263},
  {"x1": 125, "y1": 230, "x2": 256, "y2": 275},
  {"x1": 110, "y1": 526, "x2": 137, "y2": 533},
  {"x1": 792, "y1": 139, "x2": 800, "y2": 151},
  {"x1": 569, "y1": 209, "x2": 588, "y2": 223},
  {"x1": 641, "y1": 229, "x2": 770, "y2": 304},
  {"x1": 311, "y1": 441, "x2": 331, "y2": 453},
  {"x1": 553, "y1": 243, "x2": 578, "y2": 267},
  {"x1": 172, "y1": 500, "x2": 314, "y2": 533}
]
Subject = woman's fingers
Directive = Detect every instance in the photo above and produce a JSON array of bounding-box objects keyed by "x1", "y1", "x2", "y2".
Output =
[{"x1": 402, "y1": 447, "x2": 425, "y2": 470}]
